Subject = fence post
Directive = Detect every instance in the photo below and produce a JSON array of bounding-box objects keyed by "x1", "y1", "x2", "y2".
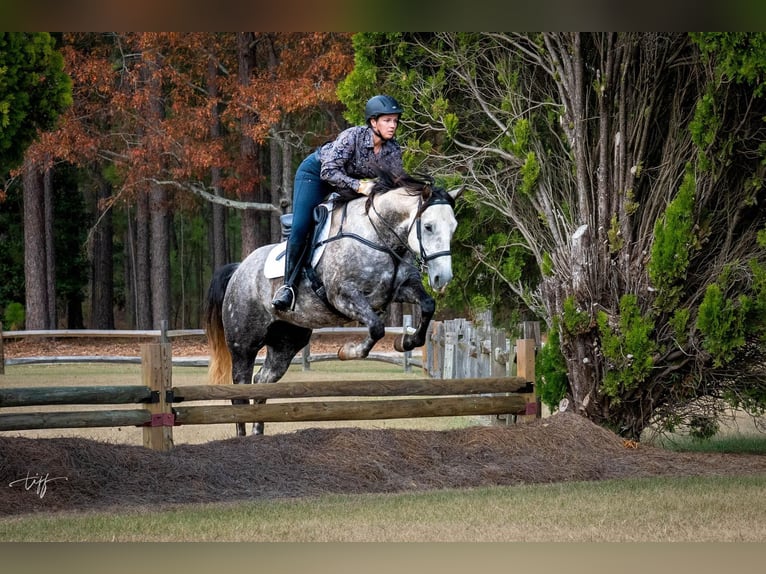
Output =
[
  {"x1": 302, "y1": 343, "x2": 311, "y2": 371},
  {"x1": 0, "y1": 321, "x2": 4, "y2": 375},
  {"x1": 142, "y1": 341, "x2": 174, "y2": 451},
  {"x1": 403, "y1": 314, "x2": 412, "y2": 373},
  {"x1": 443, "y1": 329, "x2": 457, "y2": 379},
  {"x1": 515, "y1": 337, "x2": 540, "y2": 421},
  {"x1": 425, "y1": 321, "x2": 442, "y2": 378}
]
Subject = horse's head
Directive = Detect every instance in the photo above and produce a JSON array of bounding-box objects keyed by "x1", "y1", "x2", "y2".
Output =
[
  {"x1": 366, "y1": 170, "x2": 463, "y2": 293},
  {"x1": 408, "y1": 184, "x2": 463, "y2": 293}
]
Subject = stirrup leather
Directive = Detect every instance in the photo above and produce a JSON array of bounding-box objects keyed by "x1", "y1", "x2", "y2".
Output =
[{"x1": 272, "y1": 284, "x2": 296, "y2": 311}]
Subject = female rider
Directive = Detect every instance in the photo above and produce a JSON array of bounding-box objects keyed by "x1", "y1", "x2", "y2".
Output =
[{"x1": 271, "y1": 94, "x2": 405, "y2": 311}]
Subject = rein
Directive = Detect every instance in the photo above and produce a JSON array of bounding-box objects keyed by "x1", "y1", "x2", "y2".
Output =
[
  {"x1": 314, "y1": 189, "x2": 452, "y2": 272},
  {"x1": 306, "y1": 185, "x2": 452, "y2": 312}
]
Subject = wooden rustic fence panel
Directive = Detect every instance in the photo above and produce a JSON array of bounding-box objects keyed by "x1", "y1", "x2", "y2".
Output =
[
  {"x1": 0, "y1": 314, "x2": 541, "y2": 450},
  {"x1": 422, "y1": 311, "x2": 541, "y2": 424}
]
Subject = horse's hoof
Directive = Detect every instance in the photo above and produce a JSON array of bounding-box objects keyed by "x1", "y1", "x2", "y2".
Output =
[
  {"x1": 394, "y1": 335, "x2": 406, "y2": 353},
  {"x1": 337, "y1": 342, "x2": 357, "y2": 360}
]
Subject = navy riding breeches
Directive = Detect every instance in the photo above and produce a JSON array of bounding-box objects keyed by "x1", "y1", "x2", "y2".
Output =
[{"x1": 288, "y1": 150, "x2": 331, "y2": 248}]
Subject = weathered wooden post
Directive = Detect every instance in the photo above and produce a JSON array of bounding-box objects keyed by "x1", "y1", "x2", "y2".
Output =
[
  {"x1": 515, "y1": 327, "x2": 541, "y2": 422},
  {"x1": 403, "y1": 314, "x2": 412, "y2": 373},
  {"x1": 142, "y1": 340, "x2": 174, "y2": 451},
  {"x1": 425, "y1": 320, "x2": 443, "y2": 378},
  {"x1": 443, "y1": 328, "x2": 458, "y2": 379},
  {"x1": 302, "y1": 343, "x2": 311, "y2": 371}
]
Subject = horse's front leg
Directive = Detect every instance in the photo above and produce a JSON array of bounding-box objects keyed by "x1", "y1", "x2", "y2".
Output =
[
  {"x1": 394, "y1": 293, "x2": 435, "y2": 352},
  {"x1": 392, "y1": 272, "x2": 436, "y2": 353}
]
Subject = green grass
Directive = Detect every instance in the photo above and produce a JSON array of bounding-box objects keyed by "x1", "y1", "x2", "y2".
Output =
[
  {"x1": 650, "y1": 434, "x2": 766, "y2": 455},
  {"x1": 2, "y1": 362, "x2": 766, "y2": 542},
  {"x1": 2, "y1": 475, "x2": 765, "y2": 542}
]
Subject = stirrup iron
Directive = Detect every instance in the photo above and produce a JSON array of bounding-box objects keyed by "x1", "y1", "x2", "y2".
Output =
[{"x1": 272, "y1": 284, "x2": 296, "y2": 311}]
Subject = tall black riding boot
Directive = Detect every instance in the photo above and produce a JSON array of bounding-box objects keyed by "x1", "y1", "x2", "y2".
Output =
[{"x1": 271, "y1": 240, "x2": 306, "y2": 311}]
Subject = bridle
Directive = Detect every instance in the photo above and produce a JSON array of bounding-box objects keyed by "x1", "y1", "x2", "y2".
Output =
[
  {"x1": 306, "y1": 187, "x2": 453, "y2": 311},
  {"x1": 368, "y1": 192, "x2": 453, "y2": 273},
  {"x1": 312, "y1": 187, "x2": 454, "y2": 275}
]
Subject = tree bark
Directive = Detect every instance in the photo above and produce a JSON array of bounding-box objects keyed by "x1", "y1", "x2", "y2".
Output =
[
  {"x1": 134, "y1": 192, "x2": 152, "y2": 329},
  {"x1": 23, "y1": 156, "x2": 48, "y2": 329},
  {"x1": 143, "y1": 48, "x2": 171, "y2": 329},
  {"x1": 91, "y1": 173, "x2": 114, "y2": 329},
  {"x1": 238, "y1": 32, "x2": 259, "y2": 258},
  {"x1": 150, "y1": 181, "x2": 171, "y2": 329},
  {"x1": 43, "y1": 160, "x2": 56, "y2": 328},
  {"x1": 207, "y1": 52, "x2": 228, "y2": 269}
]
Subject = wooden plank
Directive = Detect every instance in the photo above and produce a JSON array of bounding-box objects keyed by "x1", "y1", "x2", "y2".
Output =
[
  {"x1": 0, "y1": 409, "x2": 150, "y2": 431},
  {"x1": 403, "y1": 314, "x2": 412, "y2": 373},
  {"x1": 173, "y1": 377, "x2": 532, "y2": 402},
  {"x1": 0, "y1": 385, "x2": 152, "y2": 407},
  {"x1": 174, "y1": 394, "x2": 528, "y2": 425},
  {"x1": 490, "y1": 328, "x2": 508, "y2": 378},
  {"x1": 0, "y1": 326, "x2": 406, "y2": 339}
]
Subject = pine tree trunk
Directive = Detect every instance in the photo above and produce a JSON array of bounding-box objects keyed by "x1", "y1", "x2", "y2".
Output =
[
  {"x1": 43, "y1": 161, "x2": 56, "y2": 328},
  {"x1": 238, "y1": 32, "x2": 259, "y2": 258},
  {"x1": 150, "y1": 181, "x2": 171, "y2": 329},
  {"x1": 23, "y1": 156, "x2": 48, "y2": 330},
  {"x1": 91, "y1": 174, "x2": 114, "y2": 329},
  {"x1": 207, "y1": 54, "x2": 228, "y2": 269},
  {"x1": 269, "y1": 123, "x2": 286, "y2": 243},
  {"x1": 135, "y1": 191, "x2": 152, "y2": 329}
]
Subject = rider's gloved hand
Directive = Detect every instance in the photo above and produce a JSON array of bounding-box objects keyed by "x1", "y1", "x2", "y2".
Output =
[{"x1": 357, "y1": 179, "x2": 376, "y2": 196}]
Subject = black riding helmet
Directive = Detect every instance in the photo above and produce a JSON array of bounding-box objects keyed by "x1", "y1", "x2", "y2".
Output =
[{"x1": 364, "y1": 95, "x2": 403, "y2": 124}]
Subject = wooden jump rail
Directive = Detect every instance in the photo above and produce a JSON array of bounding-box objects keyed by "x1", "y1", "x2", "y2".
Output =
[
  {"x1": 0, "y1": 320, "x2": 419, "y2": 372},
  {"x1": 0, "y1": 340, "x2": 537, "y2": 451},
  {"x1": 171, "y1": 377, "x2": 532, "y2": 427}
]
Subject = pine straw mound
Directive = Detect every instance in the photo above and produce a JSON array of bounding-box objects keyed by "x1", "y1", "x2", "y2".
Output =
[{"x1": 2, "y1": 412, "x2": 765, "y2": 517}]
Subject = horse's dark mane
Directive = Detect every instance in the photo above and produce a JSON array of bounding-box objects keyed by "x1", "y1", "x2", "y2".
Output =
[
  {"x1": 328, "y1": 168, "x2": 453, "y2": 214},
  {"x1": 368, "y1": 169, "x2": 452, "y2": 212}
]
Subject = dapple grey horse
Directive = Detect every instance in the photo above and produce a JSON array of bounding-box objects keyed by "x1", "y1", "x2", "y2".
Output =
[{"x1": 204, "y1": 170, "x2": 462, "y2": 435}]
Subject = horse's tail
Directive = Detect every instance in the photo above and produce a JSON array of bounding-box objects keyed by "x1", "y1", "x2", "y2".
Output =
[{"x1": 204, "y1": 262, "x2": 239, "y2": 385}]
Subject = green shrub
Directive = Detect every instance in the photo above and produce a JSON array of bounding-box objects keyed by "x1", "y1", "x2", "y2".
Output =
[
  {"x1": 3, "y1": 301, "x2": 25, "y2": 330},
  {"x1": 536, "y1": 322, "x2": 568, "y2": 412},
  {"x1": 597, "y1": 294, "x2": 656, "y2": 399}
]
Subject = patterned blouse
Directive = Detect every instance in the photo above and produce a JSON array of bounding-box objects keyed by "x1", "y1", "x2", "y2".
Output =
[{"x1": 318, "y1": 126, "x2": 403, "y2": 192}]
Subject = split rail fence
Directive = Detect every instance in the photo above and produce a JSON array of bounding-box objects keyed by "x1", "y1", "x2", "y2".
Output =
[{"x1": 0, "y1": 313, "x2": 539, "y2": 451}]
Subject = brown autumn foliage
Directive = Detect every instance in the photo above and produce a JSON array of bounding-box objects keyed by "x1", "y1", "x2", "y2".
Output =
[{"x1": 28, "y1": 33, "x2": 353, "y2": 203}]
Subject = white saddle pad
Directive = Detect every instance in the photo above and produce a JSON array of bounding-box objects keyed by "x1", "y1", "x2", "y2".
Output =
[{"x1": 263, "y1": 204, "x2": 333, "y2": 279}]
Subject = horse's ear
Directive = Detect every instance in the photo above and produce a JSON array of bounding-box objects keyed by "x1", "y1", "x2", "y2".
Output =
[{"x1": 448, "y1": 186, "x2": 465, "y2": 201}]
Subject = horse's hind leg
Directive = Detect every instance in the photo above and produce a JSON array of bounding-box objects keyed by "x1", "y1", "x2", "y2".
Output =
[
  {"x1": 230, "y1": 346, "x2": 261, "y2": 436},
  {"x1": 250, "y1": 322, "x2": 312, "y2": 435}
]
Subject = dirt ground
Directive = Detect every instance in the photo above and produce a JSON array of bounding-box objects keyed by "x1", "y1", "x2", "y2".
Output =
[{"x1": 2, "y1": 336, "x2": 766, "y2": 517}]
